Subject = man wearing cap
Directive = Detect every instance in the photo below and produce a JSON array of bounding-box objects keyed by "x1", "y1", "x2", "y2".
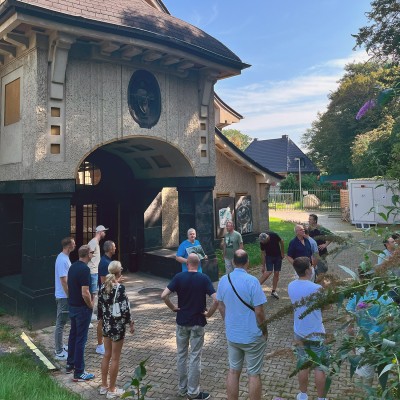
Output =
[
  {"x1": 259, "y1": 232, "x2": 284, "y2": 299},
  {"x1": 222, "y1": 220, "x2": 243, "y2": 275},
  {"x1": 88, "y1": 224, "x2": 108, "y2": 355}
]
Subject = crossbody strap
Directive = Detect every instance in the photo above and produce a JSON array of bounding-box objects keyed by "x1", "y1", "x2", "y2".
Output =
[
  {"x1": 113, "y1": 283, "x2": 120, "y2": 304},
  {"x1": 227, "y1": 273, "x2": 254, "y2": 312}
]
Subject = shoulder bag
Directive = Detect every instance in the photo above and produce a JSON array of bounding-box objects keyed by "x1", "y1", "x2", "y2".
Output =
[{"x1": 112, "y1": 283, "x2": 122, "y2": 317}]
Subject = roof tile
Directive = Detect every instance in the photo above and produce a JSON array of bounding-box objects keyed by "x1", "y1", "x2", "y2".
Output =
[{"x1": 12, "y1": 0, "x2": 242, "y2": 65}]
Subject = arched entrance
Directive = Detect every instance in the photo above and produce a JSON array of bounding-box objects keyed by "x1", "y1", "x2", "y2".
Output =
[{"x1": 71, "y1": 137, "x2": 214, "y2": 275}]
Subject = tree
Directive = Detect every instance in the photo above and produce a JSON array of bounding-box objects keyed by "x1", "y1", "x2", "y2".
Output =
[
  {"x1": 302, "y1": 62, "x2": 399, "y2": 175},
  {"x1": 354, "y1": 0, "x2": 400, "y2": 62},
  {"x1": 221, "y1": 129, "x2": 252, "y2": 151}
]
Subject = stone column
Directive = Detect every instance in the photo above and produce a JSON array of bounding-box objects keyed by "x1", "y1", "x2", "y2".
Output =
[
  {"x1": 177, "y1": 183, "x2": 218, "y2": 281},
  {"x1": 20, "y1": 192, "x2": 72, "y2": 327}
]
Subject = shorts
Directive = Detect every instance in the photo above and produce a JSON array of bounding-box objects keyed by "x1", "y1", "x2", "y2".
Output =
[
  {"x1": 90, "y1": 273, "x2": 98, "y2": 294},
  {"x1": 227, "y1": 336, "x2": 267, "y2": 375},
  {"x1": 224, "y1": 258, "x2": 234, "y2": 274},
  {"x1": 265, "y1": 256, "x2": 282, "y2": 272},
  {"x1": 294, "y1": 334, "x2": 329, "y2": 371}
]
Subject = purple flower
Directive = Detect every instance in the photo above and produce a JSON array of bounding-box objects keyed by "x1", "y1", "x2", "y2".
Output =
[
  {"x1": 357, "y1": 301, "x2": 369, "y2": 309},
  {"x1": 356, "y1": 100, "x2": 376, "y2": 120}
]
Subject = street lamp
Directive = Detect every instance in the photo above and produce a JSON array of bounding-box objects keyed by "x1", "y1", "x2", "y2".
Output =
[{"x1": 294, "y1": 157, "x2": 302, "y2": 208}]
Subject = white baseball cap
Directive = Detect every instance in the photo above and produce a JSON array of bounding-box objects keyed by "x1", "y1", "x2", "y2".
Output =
[{"x1": 96, "y1": 225, "x2": 109, "y2": 232}]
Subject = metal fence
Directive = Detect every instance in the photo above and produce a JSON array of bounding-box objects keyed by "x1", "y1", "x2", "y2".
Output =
[{"x1": 268, "y1": 189, "x2": 341, "y2": 211}]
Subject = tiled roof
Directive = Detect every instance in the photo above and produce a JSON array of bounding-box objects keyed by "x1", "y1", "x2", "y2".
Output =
[
  {"x1": 8, "y1": 0, "x2": 244, "y2": 67},
  {"x1": 244, "y1": 135, "x2": 320, "y2": 174},
  {"x1": 216, "y1": 128, "x2": 283, "y2": 180}
]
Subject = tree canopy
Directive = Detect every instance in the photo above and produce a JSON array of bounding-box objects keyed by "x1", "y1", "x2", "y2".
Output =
[{"x1": 221, "y1": 129, "x2": 252, "y2": 151}]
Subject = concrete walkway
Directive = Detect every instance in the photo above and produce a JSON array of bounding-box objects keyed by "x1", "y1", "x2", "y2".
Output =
[{"x1": 34, "y1": 213, "x2": 368, "y2": 400}]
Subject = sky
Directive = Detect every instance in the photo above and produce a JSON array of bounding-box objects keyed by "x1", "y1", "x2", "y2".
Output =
[{"x1": 165, "y1": 0, "x2": 373, "y2": 149}]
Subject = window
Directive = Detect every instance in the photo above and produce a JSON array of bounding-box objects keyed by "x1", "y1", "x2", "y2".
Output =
[
  {"x1": 4, "y1": 78, "x2": 20, "y2": 126},
  {"x1": 76, "y1": 161, "x2": 101, "y2": 186},
  {"x1": 83, "y1": 204, "x2": 97, "y2": 244}
]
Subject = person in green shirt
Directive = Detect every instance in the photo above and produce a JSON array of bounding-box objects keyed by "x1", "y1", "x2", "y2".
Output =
[{"x1": 222, "y1": 220, "x2": 243, "y2": 274}]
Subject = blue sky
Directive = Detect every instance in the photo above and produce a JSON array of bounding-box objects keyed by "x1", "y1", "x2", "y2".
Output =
[{"x1": 165, "y1": 0, "x2": 372, "y2": 148}]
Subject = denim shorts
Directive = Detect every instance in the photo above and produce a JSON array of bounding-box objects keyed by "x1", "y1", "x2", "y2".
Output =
[
  {"x1": 265, "y1": 256, "x2": 282, "y2": 272},
  {"x1": 227, "y1": 336, "x2": 267, "y2": 375},
  {"x1": 294, "y1": 334, "x2": 329, "y2": 371},
  {"x1": 90, "y1": 273, "x2": 98, "y2": 293}
]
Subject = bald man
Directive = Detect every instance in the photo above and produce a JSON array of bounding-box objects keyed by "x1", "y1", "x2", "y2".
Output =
[{"x1": 162, "y1": 253, "x2": 218, "y2": 400}]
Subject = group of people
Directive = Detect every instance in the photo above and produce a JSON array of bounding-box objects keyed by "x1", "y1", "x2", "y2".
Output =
[
  {"x1": 52, "y1": 216, "x2": 335, "y2": 400},
  {"x1": 54, "y1": 226, "x2": 133, "y2": 399},
  {"x1": 162, "y1": 219, "x2": 330, "y2": 400}
]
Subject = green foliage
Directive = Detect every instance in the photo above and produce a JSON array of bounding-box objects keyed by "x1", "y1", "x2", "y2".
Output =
[
  {"x1": 354, "y1": 0, "x2": 400, "y2": 62},
  {"x1": 0, "y1": 351, "x2": 82, "y2": 399},
  {"x1": 302, "y1": 62, "x2": 400, "y2": 175},
  {"x1": 280, "y1": 173, "x2": 298, "y2": 190},
  {"x1": 221, "y1": 129, "x2": 253, "y2": 151},
  {"x1": 123, "y1": 358, "x2": 152, "y2": 400}
]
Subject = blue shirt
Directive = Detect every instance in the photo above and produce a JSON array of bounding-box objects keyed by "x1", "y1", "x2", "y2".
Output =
[
  {"x1": 217, "y1": 268, "x2": 267, "y2": 344},
  {"x1": 176, "y1": 239, "x2": 203, "y2": 272},
  {"x1": 98, "y1": 254, "x2": 112, "y2": 287},
  {"x1": 167, "y1": 271, "x2": 215, "y2": 327},
  {"x1": 67, "y1": 260, "x2": 91, "y2": 307},
  {"x1": 288, "y1": 237, "x2": 312, "y2": 260}
]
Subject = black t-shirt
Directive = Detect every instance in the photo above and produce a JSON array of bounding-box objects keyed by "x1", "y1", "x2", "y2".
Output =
[
  {"x1": 260, "y1": 231, "x2": 282, "y2": 257},
  {"x1": 67, "y1": 260, "x2": 91, "y2": 307},
  {"x1": 309, "y1": 227, "x2": 328, "y2": 256},
  {"x1": 167, "y1": 271, "x2": 215, "y2": 327}
]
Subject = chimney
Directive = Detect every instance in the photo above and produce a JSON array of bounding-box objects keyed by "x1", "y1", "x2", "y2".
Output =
[
  {"x1": 282, "y1": 134, "x2": 288, "y2": 139},
  {"x1": 253, "y1": 138, "x2": 258, "y2": 141}
]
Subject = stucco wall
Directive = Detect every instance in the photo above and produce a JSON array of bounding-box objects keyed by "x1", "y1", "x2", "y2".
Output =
[
  {"x1": 0, "y1": 48, "x2": 216, "y2": 181},
  {"x1": 214, "y1": 151, "x2": 268, "y2": 234}
]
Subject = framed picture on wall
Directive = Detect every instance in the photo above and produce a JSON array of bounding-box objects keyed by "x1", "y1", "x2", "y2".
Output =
[
  {"x1": 214, "y1": 196, "x2": 235, "y2": 239},
  {"x1": 235, "y1": 195, "x2": 253, "y2": 234}
]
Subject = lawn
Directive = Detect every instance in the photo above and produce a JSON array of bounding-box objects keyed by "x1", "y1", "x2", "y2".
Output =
[
  {"x1": 216, "y1": 217, "x2": 295, "y2": 275},
  {"x1": 0, "y1": 317, "x2": 81, "y2": 400}
]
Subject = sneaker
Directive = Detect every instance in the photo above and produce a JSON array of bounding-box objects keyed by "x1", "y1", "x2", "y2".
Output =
[
  {"x1": 91, "y1": 313, "x2": 97, "y2": 321},
  {"x1": 271, "y1": 291, "x2": 279, "y2": 299},
  {"x1": 188, "y1": 392, "x2": 210, "y2": 400},
  {"x1": 96, "y1": 344, "x2": 105, "y2": 355},
  {"x1": 178, "y1": 390, "x2": 188, "y2": 397},
  {"x1": 99, "y1": 386, "x2": 108, "y2": 395},
  {"x1": 89, "y1": 323, "x2": 94, "y2": 328},
  {"x1": 63, "y1": 344, "x2": 69, "y2": 352},
  {"x1": 106, "y1": 388, "x2": 125, "y2": 398},
  {"x1": 55, "y1": 349, "x2": 68, "y2": 360},
  {"x1": 296, "y1": 393, "x2": 308, "y2": 400},
  {"x1": 73, "y1": 371, "x2": 95, "y2": 382},
  {"x1": 66, "y1": 364, "x2": 74, "y2": 374}
]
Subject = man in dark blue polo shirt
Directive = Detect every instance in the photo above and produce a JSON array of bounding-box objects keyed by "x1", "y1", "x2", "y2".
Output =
[
  {"x1": 66, "y1": 245, "x2": 95, "y2": 382},
  {"x1": 161, "y1": 253, "x2": 219, "y2": 400},
  {"x1": 287, "y1": 225, "x2": 313, "y2": 267}
]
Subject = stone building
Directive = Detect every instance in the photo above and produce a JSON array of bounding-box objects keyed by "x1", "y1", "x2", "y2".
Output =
[{"x1": 0, "y1": 0, "x2": 280, "y2": 327}]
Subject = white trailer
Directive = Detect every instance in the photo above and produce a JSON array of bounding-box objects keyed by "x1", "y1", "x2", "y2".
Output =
[{"x1": 348, "y1": 179, "x2": 400, "y2": 228}]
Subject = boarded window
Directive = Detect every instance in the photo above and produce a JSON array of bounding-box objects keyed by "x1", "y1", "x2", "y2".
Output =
[{"x1": 4, "y1": 78, "x2": 20, "y2": 126}]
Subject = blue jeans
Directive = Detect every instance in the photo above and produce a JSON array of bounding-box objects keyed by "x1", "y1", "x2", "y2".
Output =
[
  {"x1": 67, "y1": 305, "x2": 92, "y2": 376},
  {"x1": 176, "y1": 325, "x2": 205, "y2": 398}
]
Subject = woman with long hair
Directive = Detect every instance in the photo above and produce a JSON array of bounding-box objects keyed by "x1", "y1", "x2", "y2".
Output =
[{"x1": 98, "y1": 261, "x2": 134, "y2": 398}]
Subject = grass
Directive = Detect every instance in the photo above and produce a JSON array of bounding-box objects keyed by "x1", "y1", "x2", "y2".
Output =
[
  {"x1": 0, "y1": 322, "x2": 19, "y2": 344},
  {"x1": 216, "y1": 217, "x2": 296, "y2": 276},
  {"x1": 0, "y1": 351, "x2": 82, "y2": 400}
]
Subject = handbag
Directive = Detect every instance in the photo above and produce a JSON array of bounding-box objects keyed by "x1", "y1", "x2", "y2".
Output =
[{"x1": 112, "y1": 284, "x2": 121, "y2": 318}]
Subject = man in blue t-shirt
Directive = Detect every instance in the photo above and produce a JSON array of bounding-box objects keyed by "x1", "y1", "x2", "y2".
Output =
[
  {"x1": 161, "y1": 253, "x2": 218, "y2": 400},
  {"x1": 287, "y1": 225, "x2": 313, "y2": 267},
  {"x1": 66, "y1": 245, "x2": 95, "y2": 382},
  {"x1": 176, "y1": 228, "x2": 207, "y2": 273}
]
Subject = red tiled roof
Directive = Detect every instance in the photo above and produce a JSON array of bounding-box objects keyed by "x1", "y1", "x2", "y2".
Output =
[{"x1": 9, "y1": 0, "x2": 243, "y2": 66}]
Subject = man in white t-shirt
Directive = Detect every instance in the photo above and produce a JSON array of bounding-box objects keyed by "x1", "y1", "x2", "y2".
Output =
[
  {"x1": 54, "y1": 237, "x2": 76, "y2": 360},
  {"x1": 87, "y1": 224, "x2": 108, "y2": 355},
  {"x1": 288, "y1": 257, "x2": 328, "y2": 400}
]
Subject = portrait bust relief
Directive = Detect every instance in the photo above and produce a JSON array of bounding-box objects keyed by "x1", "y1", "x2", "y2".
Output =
[{"x1": 127, "y1": 70, "x2": 161, "y2": 129}]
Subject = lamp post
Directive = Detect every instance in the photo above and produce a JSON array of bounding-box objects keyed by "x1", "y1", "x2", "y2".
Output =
[{"x1": 294, "y1": 157, "x2": 302, "y2": 208}]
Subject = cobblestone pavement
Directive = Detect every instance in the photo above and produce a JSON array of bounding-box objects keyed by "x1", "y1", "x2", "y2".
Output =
[{"x1": 34, "y1": 212, "x2": 371, "y2": 400}]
